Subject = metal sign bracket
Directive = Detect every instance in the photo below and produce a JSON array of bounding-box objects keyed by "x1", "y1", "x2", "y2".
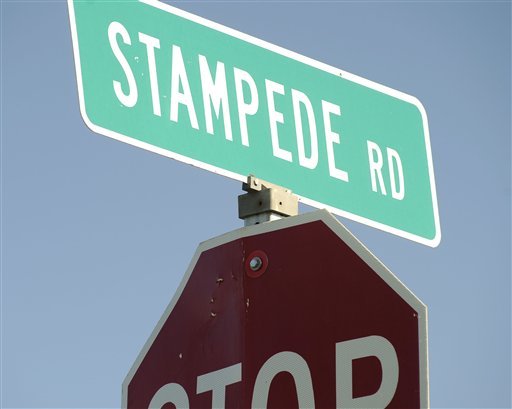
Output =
[{"x1": 238, "y1": 175, "x2": 299, "y2": 226}]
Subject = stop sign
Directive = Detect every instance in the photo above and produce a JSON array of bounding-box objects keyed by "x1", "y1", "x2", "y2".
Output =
[{"x1": 122, "y1": 210, "x2": 429, "y2": 408}]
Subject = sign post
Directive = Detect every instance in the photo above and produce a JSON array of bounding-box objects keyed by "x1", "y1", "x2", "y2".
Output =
[
  {"x1": 68, "y1": 0, "x2": 440, "y2": 246},
  {"x1": 122, "y1": 210, "x2": 429, "y2": 408}
]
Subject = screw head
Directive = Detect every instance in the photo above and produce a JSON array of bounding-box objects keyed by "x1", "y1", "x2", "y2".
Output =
[
  {"x1": 249, "y1": 256, "x2": 263, "y2": 271},
  {"x1": 245, "y1": 250, "x2": 268, "y2": 278}
]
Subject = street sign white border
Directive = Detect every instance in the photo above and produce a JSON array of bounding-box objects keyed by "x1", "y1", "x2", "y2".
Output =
[
  {"x1": 67, "y1": 0, "x2": 441, "y2": 247},
  {"x1": 121, "y1": 210, "x2": 429, "y2": 408}
]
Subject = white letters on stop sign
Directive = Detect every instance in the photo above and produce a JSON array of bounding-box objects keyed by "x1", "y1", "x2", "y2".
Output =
[
  {"x1": 149, "y1": 335, "x2": 399, "y2": 409},
  {"x1": 196, "y1": 364, "x2": 242, "y2": 408},
  {"x1": 149, "y1": 383, "x2": 189, "y2": 409},
  {"x1": 336, "y1": 335, "x2": 399, "y2": 409},
  {"x1": 251, "y1": 351, "x2": 315, "y2": 408}
]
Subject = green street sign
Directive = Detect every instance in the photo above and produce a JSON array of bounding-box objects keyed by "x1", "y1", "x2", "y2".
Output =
[{"x1": 68, "y1": 0, "x2": 441, "y2": 247}]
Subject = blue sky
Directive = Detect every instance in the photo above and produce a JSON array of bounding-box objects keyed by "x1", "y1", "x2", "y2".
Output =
[{"x1": 1, "y1": 0, "x2": 510, "y2": 408}]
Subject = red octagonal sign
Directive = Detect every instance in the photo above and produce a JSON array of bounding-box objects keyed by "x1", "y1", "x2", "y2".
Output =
[{"x1": 122, "y1": 210, "x2": 429, "y2": 408}]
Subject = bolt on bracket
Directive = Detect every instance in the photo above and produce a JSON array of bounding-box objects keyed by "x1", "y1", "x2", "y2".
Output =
[{"x1": 238, "y1": 175, "x2": 298, "y2": 226}]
